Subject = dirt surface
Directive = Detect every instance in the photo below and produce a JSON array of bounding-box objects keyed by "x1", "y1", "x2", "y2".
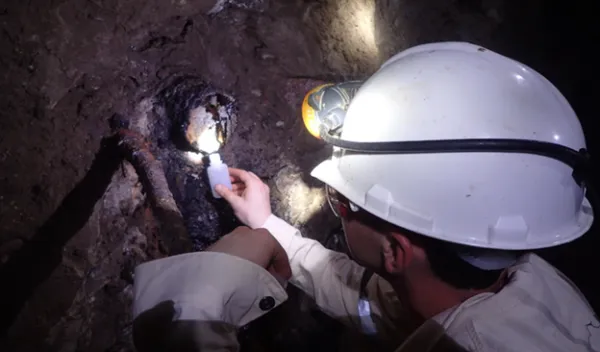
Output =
[{"x1": 0, "y1": 0, "x2": 599, "y2": 351}]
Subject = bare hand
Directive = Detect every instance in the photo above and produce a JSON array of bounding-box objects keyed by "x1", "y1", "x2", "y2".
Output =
[
  {"x1": 215, "y1": 168, "x2": 272, "y2": 229},
  {"x1": 206, "y1": 226, "x2": 291, "y2": 281}
]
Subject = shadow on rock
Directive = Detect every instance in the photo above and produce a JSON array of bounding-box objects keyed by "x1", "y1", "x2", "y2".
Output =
[{"x1": 0, "y1": 136, "x2": 122, "y2": 335}]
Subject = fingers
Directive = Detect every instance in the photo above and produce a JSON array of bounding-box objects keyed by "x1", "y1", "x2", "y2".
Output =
[
  {"x1": 248, "y1": 171, "x2": 261, "y2": 181},
  {"x1": 229, "y1": 168, "x2": 265, "y2": 187},
  {"x1": 215, "y1": 185, "x2": 243, "y2": 207},
  {"x1": 228, "y1": 168, "x2": 255, "y2": 184},
  {"x1": 220, "y1": 167, "x2": 272, "y2": 228},
  {"x1": 231, "y1": 183, "x2": 246, "y2": 193}
]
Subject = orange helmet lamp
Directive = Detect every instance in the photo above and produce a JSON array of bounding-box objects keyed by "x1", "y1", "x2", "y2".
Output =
[{"x1": 301, "y1": 81, "x2": 363, "y2": 139}]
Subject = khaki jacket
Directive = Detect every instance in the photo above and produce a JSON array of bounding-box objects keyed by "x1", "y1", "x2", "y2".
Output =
[{"x1": 133, "y1": 215, "x2": 600, "y2": 351}]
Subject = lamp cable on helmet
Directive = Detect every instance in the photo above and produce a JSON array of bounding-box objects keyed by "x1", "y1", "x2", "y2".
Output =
[{"x1": 302, "y1": 83, "x2": 592, "y2": 186}]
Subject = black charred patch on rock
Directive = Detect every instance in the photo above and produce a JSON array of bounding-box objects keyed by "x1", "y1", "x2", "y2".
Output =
[{"x1": 157, "y1": 75, "x2": 237, "y2": 154}]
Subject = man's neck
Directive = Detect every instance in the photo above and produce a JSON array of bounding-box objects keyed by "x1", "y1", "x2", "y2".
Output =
[{"x1": 391, "y1": 273, "x2": 504, "y2": 320}]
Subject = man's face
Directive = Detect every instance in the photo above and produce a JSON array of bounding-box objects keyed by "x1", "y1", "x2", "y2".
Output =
[
  {"x1": 327, "y1": 187, "x2": 391, "y2": 274},
  {"x1": 342, "y1": 216, "x2": 388, "y2": 271}
]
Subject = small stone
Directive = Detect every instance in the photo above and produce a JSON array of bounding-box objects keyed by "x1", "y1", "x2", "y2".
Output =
[
  {"x1": 260, "y1": 52, "x2": 275, "y2": 60},
  {"x1": 276, "y1": 121, "x2": 284, "y2": 127},
  {"x1": 250, "y1": 89, "x2": 262, "y2": 97}
]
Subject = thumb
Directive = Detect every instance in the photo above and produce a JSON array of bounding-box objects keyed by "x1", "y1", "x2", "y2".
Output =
[{"x1": 216, "y1": 184, "x2": 242, "y2": 206}]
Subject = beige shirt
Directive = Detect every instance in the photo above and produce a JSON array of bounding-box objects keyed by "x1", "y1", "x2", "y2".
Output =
[{"x1": 133, "y1": 215, "x2": 600, "y2": 351}]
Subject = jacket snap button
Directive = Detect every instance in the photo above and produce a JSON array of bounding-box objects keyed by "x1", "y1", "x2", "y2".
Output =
[{"x1": 259, "y1": 296, "x2": 276, "y2": 311}]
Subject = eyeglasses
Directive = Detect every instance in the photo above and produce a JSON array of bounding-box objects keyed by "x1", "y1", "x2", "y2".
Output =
[
  {"x1": 326, "y1": 185, "x2": 345, "y2": 218},
  {"x1": 326, "y1": 186, "x2": 360, "y2": 218},
  {"x1": 326, "y1": 187, "x2": 392, "y2": 233}
]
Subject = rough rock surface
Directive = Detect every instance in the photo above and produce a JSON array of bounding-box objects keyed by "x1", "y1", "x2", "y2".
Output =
[{"x1": 0, "y1": 0, "x2": 598, "y2": 351}]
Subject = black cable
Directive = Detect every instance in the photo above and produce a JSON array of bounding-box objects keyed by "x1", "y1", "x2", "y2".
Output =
[{"x1": 320, "y1": 128, "x2": 590, "y2": 171}]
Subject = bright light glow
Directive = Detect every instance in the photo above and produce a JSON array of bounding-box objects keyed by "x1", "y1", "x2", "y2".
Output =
[
  {"x1": 186, "y1": 151, "x2": 204, "y2": 164},
  {"x1": 278, "y1": 177, "x2": 326, "y2": 224},
  {"x1": 196, "y1": 124, "x2": 221, "y2": 154},
  {"x1": 353, "y1": 1, "x2": 378, "y2": 56},
  {"x1": 553, "y1": 134, "x2": 560, "y2": 141},
  {"x1": 334, "y1": 0, "x2": 379, "y2": 67},
  {"x1": 186, "y1": 105, "x2": 223, "y2": 155}
]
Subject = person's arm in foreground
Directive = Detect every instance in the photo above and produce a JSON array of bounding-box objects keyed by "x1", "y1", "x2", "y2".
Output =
[
  {"x1": 132, "y1": 227, "x2": 291, "y2": 352},
  {"x1": 216, "y1": 168, "x2": 406, "y2": 340}
]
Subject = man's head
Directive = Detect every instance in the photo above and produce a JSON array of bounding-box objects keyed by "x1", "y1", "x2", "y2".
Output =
[{"x1": 309, "y1": 42, "x2": 593, "y2": 266}]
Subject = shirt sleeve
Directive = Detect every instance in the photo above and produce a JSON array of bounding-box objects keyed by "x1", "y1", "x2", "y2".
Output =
[
  {"x1": 260, "y1": 215, "x2": 411, "y2": 345},
  {"x1": 132, "y1": 251, "x2": 288, "y2": 351}
]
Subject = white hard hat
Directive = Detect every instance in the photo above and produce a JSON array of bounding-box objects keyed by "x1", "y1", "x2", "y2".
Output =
[{"x1": 311, "y1": 42, "x2": 594, "y2": 250}]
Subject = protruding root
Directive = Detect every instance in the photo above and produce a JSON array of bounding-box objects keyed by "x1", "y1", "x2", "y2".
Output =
[{"x1": 116, "y1": 129, "x2": 193, "y2": 255}]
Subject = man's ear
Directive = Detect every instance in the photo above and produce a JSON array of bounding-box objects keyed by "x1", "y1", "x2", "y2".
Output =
[{"x1": 383, "y1": 233, "x2": 414, "y2": 275}]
